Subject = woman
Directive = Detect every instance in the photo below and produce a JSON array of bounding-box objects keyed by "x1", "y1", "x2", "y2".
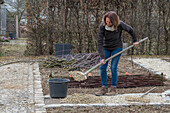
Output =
[{"x1": 95, "y1": 11, "x2": 139, "y2": 96}]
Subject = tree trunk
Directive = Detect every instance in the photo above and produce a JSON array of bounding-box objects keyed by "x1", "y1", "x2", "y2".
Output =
[
  {"x1": 157, "y1": 0, "x2": 161, "y2": 55},
  {"x1": 48, "y1": 6, "x2": 55, "y2": 55},
  {"x1": 62, "y1": 0, "x2": 67, "y2": 55},
  {"x1": 148, "y1": 0, "x2": 153, "y2": 54}
]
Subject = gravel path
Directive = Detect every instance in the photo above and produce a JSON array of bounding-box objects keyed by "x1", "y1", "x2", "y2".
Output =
[
  {"x1": 132, "y1": 58, "x2": 170, "y2": 80},
  {"x1": 0, "y1": 63, "x2": 46, "y2": 113}
]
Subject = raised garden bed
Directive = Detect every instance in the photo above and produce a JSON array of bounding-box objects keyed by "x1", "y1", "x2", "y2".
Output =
[{"x1": 54, "y1": 74, "x2": 164, "y2": 88}]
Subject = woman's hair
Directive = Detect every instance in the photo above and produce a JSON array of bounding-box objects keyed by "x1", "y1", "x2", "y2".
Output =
[{"x1": 102, "y1": 11, "x2": 120, "y2": 30}]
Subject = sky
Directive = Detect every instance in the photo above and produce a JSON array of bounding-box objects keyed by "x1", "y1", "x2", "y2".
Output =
[
  {"x1": 4, "y1": 0, "x2": 18, "y2": 12},
  {"x1": 2, "y1": 0, "x2": 26, "y2": 24}
]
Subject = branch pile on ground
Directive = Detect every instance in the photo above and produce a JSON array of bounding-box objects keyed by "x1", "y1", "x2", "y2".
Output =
[{"x1": 39, "y1": 53, "x2": 100, "y2": 70}]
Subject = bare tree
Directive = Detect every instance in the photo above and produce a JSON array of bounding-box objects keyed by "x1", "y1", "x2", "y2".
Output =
[
  {"x1": 161, "y1": 0, "x2": 169, "y2": 55},
  {"x1": 5, "y1": 0, "x2": 26, "y2": 36},
  {"x1": 25, "y1": 0, "x2": 169, "y2": 56}
]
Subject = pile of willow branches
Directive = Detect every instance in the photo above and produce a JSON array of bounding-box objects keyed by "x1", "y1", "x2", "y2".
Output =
[{"x1": 40, "y1": 53, "x2": 100, "y2": 71}]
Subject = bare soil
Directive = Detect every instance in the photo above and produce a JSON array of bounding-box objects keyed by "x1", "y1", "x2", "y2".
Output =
[
  {"x1": 65, "y1": 75, "x2": 164, "y2": 88},
  {"x1": 40, "y1": 56, "x2": 170, "y2": 96}
]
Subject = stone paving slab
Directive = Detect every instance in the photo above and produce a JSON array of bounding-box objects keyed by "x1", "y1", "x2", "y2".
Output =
[{"x1": 0, "y1": 62, "x2": 46, "y2": 113}]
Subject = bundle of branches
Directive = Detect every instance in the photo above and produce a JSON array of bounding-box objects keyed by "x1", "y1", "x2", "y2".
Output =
[{"x1": 39, "y1": 53, "x2": 100, "y2": 71}]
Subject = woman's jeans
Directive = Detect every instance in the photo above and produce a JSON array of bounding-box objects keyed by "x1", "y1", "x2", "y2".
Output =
[{"x1": 99, "y1": 48, "x2": 123, "y2": 87}]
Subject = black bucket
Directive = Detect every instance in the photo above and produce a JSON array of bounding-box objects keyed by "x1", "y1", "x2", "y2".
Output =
[
  {"x1": 48, "y1": 78, "x2": 70, "y2": 98},
  {"x1": 9, "y1": 32, "x2": 16, "y2": 39}
]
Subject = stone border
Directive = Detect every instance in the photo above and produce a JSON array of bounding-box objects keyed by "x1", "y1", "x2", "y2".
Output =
[
  {"x1": 162, "y1": 89, "x2": 170, "y2": 102},
  {"x1": 32, "y1": 63, "x2": 46, "y2": 113},
  {"x1": 44, "y1": 103, "x2": 170, "y2": 108}
]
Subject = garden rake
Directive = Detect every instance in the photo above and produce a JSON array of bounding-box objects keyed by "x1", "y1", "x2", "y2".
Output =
[
  {"x1": 125, "y1": 87, "x2": 156, "y2": 103},
  {"x1": 69, "y1": 37, "x2": 148, "y2": 81}
]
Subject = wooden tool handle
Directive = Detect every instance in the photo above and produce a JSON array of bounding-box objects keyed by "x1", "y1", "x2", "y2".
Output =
[
  {"x1": 84, "y1": 37, "x2": 148, "y2": 75},
  {"x1": 141, "y1": 87, "x2": 156, "y2": 98}
]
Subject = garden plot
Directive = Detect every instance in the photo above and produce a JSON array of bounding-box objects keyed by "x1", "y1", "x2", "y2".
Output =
[{"x1": 40, "y1": 56, "x2": 170, "y2": 112}]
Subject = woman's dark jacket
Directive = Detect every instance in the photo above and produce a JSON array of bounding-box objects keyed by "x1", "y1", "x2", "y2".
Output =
[{"x1": 97, "y1": 20, "x2": 137, "y2": 59}]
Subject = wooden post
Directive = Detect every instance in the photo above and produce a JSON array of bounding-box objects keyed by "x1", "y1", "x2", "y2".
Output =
[
  {"x1": 16, "y1": 15, "x2": 19, "y2": 38},
  {"x1": 63, "y1": 0, "x2": 67, "y2": 56},
  {"x1": 46, "y1": 0, "x2": 49, "y2": 53}
]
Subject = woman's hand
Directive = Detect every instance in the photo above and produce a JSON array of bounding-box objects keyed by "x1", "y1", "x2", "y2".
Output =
[
  {"x1": 133, "y1": 42, "x2": 139, "y2": 47},
  {"x1": 101, "y1": 59, "x2": 106, "y2": 65}
]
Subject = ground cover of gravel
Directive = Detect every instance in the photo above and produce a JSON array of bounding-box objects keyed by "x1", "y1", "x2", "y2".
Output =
[
  {"x1": 59, "y1": 93, "x2": 165, "y2": 104},
  {"x1": 132, "y1": 58, "x2": 170, "y2": 77}
]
